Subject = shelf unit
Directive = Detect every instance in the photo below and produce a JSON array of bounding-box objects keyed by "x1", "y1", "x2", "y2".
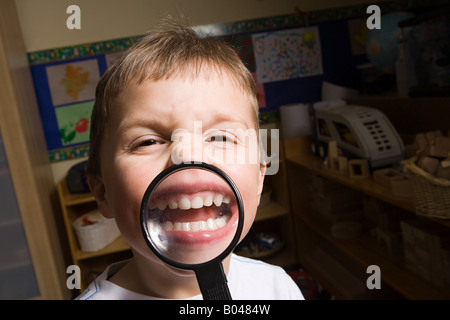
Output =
[
  {"x1": 57, "y1": 179, "x2": 132, "y2": 292},
  {"x1": 58, "y1": 121, "x2": 298, "y2": 292},
  {"x1": 285, "y1": 135, "x2": 450, "y2": 300},
  {"x1": 241, "y1": 127, "x2": 298, "y2": 268}
]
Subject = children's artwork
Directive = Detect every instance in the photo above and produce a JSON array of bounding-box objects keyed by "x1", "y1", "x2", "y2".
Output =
[
  {"x1": 252, "y1": 27, "x2": 323, "y2": 83},
  {"x1": 46, "y1": 59, "x2": 100, "y2": 106},
  {"x1": 54, "y1": 101, "x2": 94, "y2": 146}
]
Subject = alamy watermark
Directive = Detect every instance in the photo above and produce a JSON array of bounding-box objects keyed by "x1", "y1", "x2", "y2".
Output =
[
  {"x1": 367, "y1": 265, "x2": 381, "y2": 290},
  {"x1": 67, "y1": 264, "x2": 382, "y2": 291},
  {"x1": 66, "y1": 265, "x2": 81, "y2": 290},
  {"x1": 67, "y1": 4, "x2": 382, "y2": 31},
  {"x1": 66, "y1": 5, "x2": 81, "y2": 30},
  {"x1": 169, "y1": 121, "x2": 279, "y2": 175},
  {"x1": 366, "y1": 5, "x2": 381, "y2": 30}
]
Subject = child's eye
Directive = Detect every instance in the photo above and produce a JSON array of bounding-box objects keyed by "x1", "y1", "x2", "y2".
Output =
[
  {"x1": 138, "y1": 139, "x2": 160, "y2": 147},
  {"x1": 130, "y1": 138, "x2": 163, "y2": 152},
  {"x1": 206, "y1": 134, "x2": 237, "y2": 144}
]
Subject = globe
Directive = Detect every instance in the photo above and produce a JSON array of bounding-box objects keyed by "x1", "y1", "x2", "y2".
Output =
[{"x1": 366, "y1": 11, "x2": 415, "y2": 74}]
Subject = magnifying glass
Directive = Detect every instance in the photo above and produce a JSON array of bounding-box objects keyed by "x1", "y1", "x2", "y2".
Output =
[{"x1": 140, "y1": 162, "x2": 244, "y2": 300}]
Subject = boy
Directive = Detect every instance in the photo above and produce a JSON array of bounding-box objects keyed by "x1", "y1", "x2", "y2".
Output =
[{"x1": 78, "y1": 18, "x2": 304, "y2": 300}]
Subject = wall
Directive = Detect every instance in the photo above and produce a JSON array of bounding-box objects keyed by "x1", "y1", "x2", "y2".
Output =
[
  {"x1": 15, "y1": 0, "x2": 384, "y2": 184},
  {"x1": 16, "y1": 0, "x2": 384, "y2": 52}
]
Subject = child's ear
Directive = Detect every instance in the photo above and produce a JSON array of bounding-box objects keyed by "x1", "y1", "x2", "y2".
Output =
[{"x1": 87, "y1": 175, "x2": 114, "y2": 219}]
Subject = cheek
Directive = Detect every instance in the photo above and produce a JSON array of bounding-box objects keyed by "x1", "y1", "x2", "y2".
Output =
[
  {"x1": 225, "y1": 164, "x2": 262, "y2": 238},
  {"x1": 240, "y1": 189, "x2": 258, "y2": 239},
  {"x1": 103, "y1": 160, "x2": 160, "y2": 252},
  {"x1": 108, "y1": 174, "x2": 144, "y2": 236},
  {"x1": 104, "y1": 155, "x2": 167, "y2": 210},
  {"x1": 105, "y1": 166, "x2": 147, "y2": 213}
]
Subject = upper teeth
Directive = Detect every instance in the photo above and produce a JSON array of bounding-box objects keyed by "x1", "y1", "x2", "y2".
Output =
[{"x1": 150, "y1": 192, "x2": 230, "y2": 211}]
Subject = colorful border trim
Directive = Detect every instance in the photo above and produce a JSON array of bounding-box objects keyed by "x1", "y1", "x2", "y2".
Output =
[
  {"x1": 49, "y1": 144, "x2": 90, "y2": 162},
  {"x1": 28, "y1": 36, "x2": 142, "y2": 65}
]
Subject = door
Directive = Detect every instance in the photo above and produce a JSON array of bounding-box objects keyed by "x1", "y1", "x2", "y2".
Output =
[{"x1": 0, "y1": 132, "x2": 40, "y2": 299}]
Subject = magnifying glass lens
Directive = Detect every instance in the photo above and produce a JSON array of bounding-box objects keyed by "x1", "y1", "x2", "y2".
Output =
[{"x1": 143, "y1": 166, "x2": 240, "y2": 266}]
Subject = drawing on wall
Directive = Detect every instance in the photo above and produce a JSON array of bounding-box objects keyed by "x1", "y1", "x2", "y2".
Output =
[
  {"x1": 252, "y1": 27, "x2": 323, "y2": 83},
  {"x1": 55, "y1": 101, "x2": 94, "y2": 146},
  {"x1": 46, "y1": 59, "x2": 100, "y2": 106}
]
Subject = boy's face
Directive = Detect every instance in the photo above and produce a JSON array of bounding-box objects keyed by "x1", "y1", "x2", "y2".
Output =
[{"x1": 91, "y1": 70, "x2": 265, "y2": 265}]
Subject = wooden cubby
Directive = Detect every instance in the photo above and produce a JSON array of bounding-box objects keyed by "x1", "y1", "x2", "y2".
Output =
[
  {"x1": 57, "y1": 180, "x2": 132, "y2": 294},
  {"x1": 285, "y1": 133, "x2": 450, "y2": 300}
]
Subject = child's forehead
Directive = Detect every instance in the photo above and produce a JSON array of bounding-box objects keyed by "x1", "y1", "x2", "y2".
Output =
[
  {"x1": 127, "y1": 63, "x2": 243, "y2": 89},
  {"x1": 118, "y1": 72, "x2": 252, "y2": 115},
  {"x1": 117, "y1": 67, "x2": 252, "y2": 109},
  {"x1": 109, "y1": 62, "x2": 259, "y2": 130},
  {"x1": 109, "y1": 75, "x2": 258, "y2": 135}
]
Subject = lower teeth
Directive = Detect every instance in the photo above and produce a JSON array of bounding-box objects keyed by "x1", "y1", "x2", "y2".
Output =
[{"x1": 162, "y1": 215, "x2": 228, "y2": 232}]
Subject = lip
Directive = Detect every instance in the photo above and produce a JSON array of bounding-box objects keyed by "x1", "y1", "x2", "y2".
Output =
[{"x1": 144, "y1": 174, "x2": 239, "y2": 250}]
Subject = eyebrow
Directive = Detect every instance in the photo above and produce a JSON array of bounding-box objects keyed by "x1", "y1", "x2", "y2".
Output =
[
  {"x1": 116, "y1": 116, "x2": 172, "y2": 138},
  {"x1": 119, "y1": 112, "x2": 250, "y2": 134},
  {"x1": 207, "y1": 113, "x2": 252, "y2": 128},
  {"x1": 213, "y1": 113, "x2": 246, "y2": 123}
]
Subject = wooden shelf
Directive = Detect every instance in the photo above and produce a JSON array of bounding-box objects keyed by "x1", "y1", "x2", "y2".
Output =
[
  {"x1": 285, "y1": 136, "x2": 450, "y2": 299},
  {"x1": 58, "y1": 179, "x2": 95, "y2": 206},
  {"x1": 255, "y1": 201, "x2": 289, "y2": 222},
  {"x1": 284, "y1": 136, "x2": 450, "y2": 228},
  {"x1": 236, "y1": 235, "x2": 297, "y2": 268},
  {"x1": 284, "y1": 136, "x2": 414, "y2": 212},
  {"x1": 297, "y1": 210, "x2": 450, "y2": 300},
  {"x1": 74, "y1": 235, "x2": 130, "y2": 261},
  {"x1": 57, "y1": 179, "x2": 132, "y2": 292},
  {"x1": 263, "y1": 244, "x2": 297, "y2": 267}
]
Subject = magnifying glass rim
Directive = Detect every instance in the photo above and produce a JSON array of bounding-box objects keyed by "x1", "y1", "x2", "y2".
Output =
[{"x1": 140, "y1": 161, "x2": 244, "y2": 271}]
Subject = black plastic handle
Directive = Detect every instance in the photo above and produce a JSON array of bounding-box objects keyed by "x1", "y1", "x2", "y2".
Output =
[{"x1": 194, "y1": 262, "x2": 232, "y2": 300}]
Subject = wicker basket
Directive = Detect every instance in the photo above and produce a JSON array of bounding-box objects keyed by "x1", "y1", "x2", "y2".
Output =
[
  {"x1": 404, "y1": 157, "x2": 450, "y2": 219},
  {"x1": 72, "y1": 210, "x2": 121, "y2": 252}
]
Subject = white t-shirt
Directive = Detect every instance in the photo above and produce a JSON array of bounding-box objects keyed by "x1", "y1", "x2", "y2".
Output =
[{"x1": 76, "y1": 254, "x2": 304, "y2": 300}]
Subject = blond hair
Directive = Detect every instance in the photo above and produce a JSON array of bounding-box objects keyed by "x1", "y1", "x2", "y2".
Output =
[{"x1": 87, "y1": 18, "x2": 259, "y2": 177}]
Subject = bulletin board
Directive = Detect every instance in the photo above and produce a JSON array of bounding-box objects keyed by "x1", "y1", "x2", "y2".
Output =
[
  {"x1": 220, "y1": 20, "x2": 361, "y2": 111},
  {"x1": 29, "y1": 38, "x2": 140, "y2": 161},
  {"x1": 27, "y1": 0, "x2": 441, "y2": 162},
  {"x1": 32, "y1": 57, "x2": 100, "y2": 148}
]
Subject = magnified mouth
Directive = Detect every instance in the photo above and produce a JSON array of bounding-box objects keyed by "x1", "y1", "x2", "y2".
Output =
[
  {"x1": 149, "y1": 191, "x2": 233, "y2": 232},
  {"x1": 143, "y1": 170, "x2": 241, "y2": 263}
]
